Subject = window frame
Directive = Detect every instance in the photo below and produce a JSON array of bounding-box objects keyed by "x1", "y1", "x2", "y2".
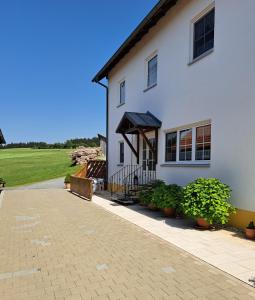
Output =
[
  {"x1": 164, "y1": 122, "x2": 211, "y2": 165},
  {"x1": 165, "y1": 131, "x2": 177, "y2": 162},
  {"x1": 119, "y1": 141, "x2": 124, "y2": 164},
  {"x1": 119, "y1": 80, "x2": 126, "y2": 105},
  {"x1": 189, "y1": 3, "x2": 215, "y2": 64},
  {"x1": 144, "y1": 51, "x2": 158, "y2": 91},
  {"x1": 147, "y1": 55, "x2": 158, "y2": 88}
]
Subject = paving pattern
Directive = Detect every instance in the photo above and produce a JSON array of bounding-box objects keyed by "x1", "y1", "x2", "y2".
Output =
[
  {"x1": 0, "y1": 189, "x2": 254, "y2": 300},
  {"x1": 93, "y1": 192, "x2": 255, "y2": 286}
]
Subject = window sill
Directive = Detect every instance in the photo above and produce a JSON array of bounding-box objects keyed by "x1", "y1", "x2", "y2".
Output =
[
  {"x1": 117, "y1": 163, "x2": 124, "y2": 167},
  {"x1": 117, "y1": 102, "x2": 125, "y2": 108},
  {"x1": 143, "y1": 83, "x2": 157, "y2": 93},
  {"x1": 188, "y1": 48, "x2": 214, "y2": 66},
  {"x1": 160, "y1": 162, "x2": 210, "y2": 168}
]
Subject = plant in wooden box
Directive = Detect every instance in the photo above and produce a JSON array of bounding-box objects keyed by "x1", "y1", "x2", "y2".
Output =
[
  {"x1": 182, "y1": 178, "x2": 235, "y2": 229},
  {"x1": 245, "y1": 221, "x2": 255, "y2": 239},
  {"x1": 64, "y1": 174, "x2": 71, "y2": 189},
  {"x1": 153, "y1": 184, "x2": 183, "y2": 217}
]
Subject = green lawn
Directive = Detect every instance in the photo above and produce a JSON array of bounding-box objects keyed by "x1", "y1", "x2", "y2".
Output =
[{"x1": 0, "y1": 148, "x2": 80, "y2": 187}]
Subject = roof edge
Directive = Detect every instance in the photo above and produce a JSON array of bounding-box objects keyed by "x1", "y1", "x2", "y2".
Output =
[{"x1": 92, "y1": 0, "x2": 177, "y2": 83}]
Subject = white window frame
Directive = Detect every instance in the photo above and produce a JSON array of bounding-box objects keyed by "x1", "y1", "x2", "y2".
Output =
[
  {"x1": 188, "y1": 2, "x2": 215, "y2": 64},
  {"x1": 164, "y1": 120, "x2": 211, "y2": 165},
  {"x1": 119, "y1": 80, "x2": 126, "y2": 105},
  {"x1": 144, "y1": 50, "x2": 158, "y2": 91},
  {"x1": 119, "y1": 141, "x2": 124, "y2": 164}
]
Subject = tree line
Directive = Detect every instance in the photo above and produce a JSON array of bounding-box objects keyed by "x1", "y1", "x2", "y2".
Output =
[{"x1": 0, "y1": 137, "x2": 99, "y2": 149}]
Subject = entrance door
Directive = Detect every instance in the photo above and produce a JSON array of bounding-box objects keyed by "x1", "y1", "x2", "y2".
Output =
[{"x1": 142, "y1": 138, "x2": 156, "y2": 171}]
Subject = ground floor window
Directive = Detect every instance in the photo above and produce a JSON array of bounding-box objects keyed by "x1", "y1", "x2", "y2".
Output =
[
  {"x1": 119, "y1": 142, "x2": 124, "y2": 164},
  {"x1": 165, "y1": 123, "x2": 211, "y2": 163},
  {"x1": 195, "y1": 124, "x2": 211, "y2": 160},
  {"x1": 165, "y1": 132, "x2": 177, "y2": 162},
  {"x1": 179, "y1": 129, "x2": 192, "y2": 161}
]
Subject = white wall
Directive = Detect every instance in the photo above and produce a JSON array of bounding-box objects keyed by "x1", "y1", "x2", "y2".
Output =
[{"x1": 107, "y1": 0, "x2": 255, "y2": 212}]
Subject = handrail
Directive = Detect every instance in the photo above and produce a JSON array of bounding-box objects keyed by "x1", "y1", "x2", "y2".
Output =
[
  {"x1": 109, "y1": 165, "x2": 138, "y2": 195},
  {"x1": 109, "y1": 164, "x2": 156, "y2": 202}
]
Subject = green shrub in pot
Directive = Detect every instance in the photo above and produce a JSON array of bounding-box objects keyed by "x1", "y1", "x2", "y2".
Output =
[
  {"x1": 152, "y1": 184, "x2": 183, "y2": 217},
  {"x1": 138, "y1": 180, "x2": 164, "y2": 207},
  {"x1": 182, "y1": 178, "x2": 235, "y2": 225}
]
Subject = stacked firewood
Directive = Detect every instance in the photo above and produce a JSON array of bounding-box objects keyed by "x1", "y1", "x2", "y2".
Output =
[{"x1": 70, "y1": 147, "x2": 103, "y2": 165}]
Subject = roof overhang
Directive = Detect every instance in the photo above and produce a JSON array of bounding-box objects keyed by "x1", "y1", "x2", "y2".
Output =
[
  {"x1": 92, "y1": 0, "x2": 178, "y2": 83},
  {"x1": 116, "y1": 111, "x2": 162, "y2": 134}
]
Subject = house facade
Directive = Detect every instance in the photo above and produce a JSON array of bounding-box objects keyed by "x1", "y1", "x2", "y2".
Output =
[{"x1": 93, "y1": 0, "x2": 255, "y2": 228}]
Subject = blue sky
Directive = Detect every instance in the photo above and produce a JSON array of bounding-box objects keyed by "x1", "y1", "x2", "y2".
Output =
[{"x1": 0, "y1": 0, "x2": 157, "y2": 143}]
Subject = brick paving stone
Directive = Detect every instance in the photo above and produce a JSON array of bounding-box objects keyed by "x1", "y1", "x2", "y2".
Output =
[{"x1": 0, "y1": 189, "x2": 254, "y2": 299}]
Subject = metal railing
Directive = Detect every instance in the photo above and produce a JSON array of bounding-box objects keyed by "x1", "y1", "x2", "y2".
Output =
[{"x1": 110, "y1": 164, "x2": 156, "y2": 202}]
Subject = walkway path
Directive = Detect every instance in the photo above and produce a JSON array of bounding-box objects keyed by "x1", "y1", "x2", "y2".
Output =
[
  {"x1": 0, "y1": 189, "x2": 254, "y2": 300},
  {"x1": 6, "y1": 177, "x2": 65, "y2": 190},
  {"x1": 93, "y1": 192, "x2": 255, "y2": 287}
]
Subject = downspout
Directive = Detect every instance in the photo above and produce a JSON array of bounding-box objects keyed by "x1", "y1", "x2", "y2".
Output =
[{"x1": 93, "y1": 80, "x2": 109, "y2": 188}]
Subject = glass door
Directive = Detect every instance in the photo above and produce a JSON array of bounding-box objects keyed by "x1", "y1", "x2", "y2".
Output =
[{"x1": 142, "y1": 138, "x2": 156, "y2": 171}]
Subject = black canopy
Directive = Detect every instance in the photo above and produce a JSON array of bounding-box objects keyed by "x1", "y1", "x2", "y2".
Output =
[{"x1": 116, "y1": 111, "x2": 161, "y2": 134}]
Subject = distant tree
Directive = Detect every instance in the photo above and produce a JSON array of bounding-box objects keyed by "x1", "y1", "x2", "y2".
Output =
[{"x1": 2, "y1": 137, "x2": 100, "y2": 149}]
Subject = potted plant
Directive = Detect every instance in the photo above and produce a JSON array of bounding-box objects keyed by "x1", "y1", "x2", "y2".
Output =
[
  {"x1": 138, "y1": 188, "x2": 151, "y2": 206},
  {"x1": 182, "y1": 178, "x2": 235, "y2": 229},
  {"x1": 0, "y1": 178, "x2": 6, "y2": 189},
  {"x1": 152, "y1": 184, "x2": 183, "y2": 217},
  {"x1": 64, "y1": 174, "x2": 71, "y2": 189},
  {"x1": 245, "y1": 221, "x2": 255, "y2": 239},
  {"x1": 138, "y1": 180, "x2": 164, "y2": 210},
  {"x1": 148, "y1": 180, "x2": 165, "y2": 210}
]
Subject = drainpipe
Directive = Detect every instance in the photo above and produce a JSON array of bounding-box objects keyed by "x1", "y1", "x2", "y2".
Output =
[{"x1": 93, "y1": 80, "x2": 109, "y2": 188}]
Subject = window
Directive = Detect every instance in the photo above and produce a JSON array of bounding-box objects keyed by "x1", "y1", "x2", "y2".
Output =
[
  {"x1": 119, "y1": 142, "x2": 124, "y2": 164},
  {"x1": 147, "y1": 55, "x2": 157, "y2": 87},
  {"x1": 165, "y1": 132, "x2": 177, "y2": 162},
  {"x1": 165, "y1": 122, "x2": 211, "y2": 164},
  {"x1": 193, "y1": 8, "x2": 215, "y2": 60},
  {"x1": 196, "y1": 124, "x2": 211, "y2": 160},
  {"x1": 120, "y1": 81, "x2": 125, "y2": 104},
  {"x1": 179, "y1": 129, "x2": 192, "y2": 161}
]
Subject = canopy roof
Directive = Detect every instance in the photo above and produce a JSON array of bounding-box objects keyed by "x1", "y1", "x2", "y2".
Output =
[
  {"x1": 116, "y1": 111, "x2": 162, "y2": 134},
  {"x1": 92, "y1": 0, "x2": 178, "y2": 82},
  {"x1": 0, "y1": 129, "x2": 6, "y2": 144}
]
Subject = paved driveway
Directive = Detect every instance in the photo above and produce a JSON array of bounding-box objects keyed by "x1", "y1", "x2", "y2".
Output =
[
  {"x1": 6, "y1": 177, "x2": 65, "y2": 190},
  {"x1": 0, "y1": 189, "x2": 254, "y2": 300}
]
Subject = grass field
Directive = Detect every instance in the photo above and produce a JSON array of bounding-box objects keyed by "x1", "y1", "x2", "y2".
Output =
[{"x1": 0, "y1": 148, "x2": 80, "y2": 187}]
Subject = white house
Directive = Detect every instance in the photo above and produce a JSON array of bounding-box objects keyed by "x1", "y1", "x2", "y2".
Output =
[{"x1": 93, "y1": 0, "x2": 255, "y2": 228}]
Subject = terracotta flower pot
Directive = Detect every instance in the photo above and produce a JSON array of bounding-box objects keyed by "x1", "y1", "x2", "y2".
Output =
[
  {"x1": 245, "y1": 228, "x2": 255, "y2": 239},
  {"x1": 196, "y1": 218, "x2": 210, "y2": 229},
  {"x1": 163, "y1": 207, "x2": 175, "y2": 217},
  {"x1": 148, "y1": 203, "x2": 157, "y2": 211}
]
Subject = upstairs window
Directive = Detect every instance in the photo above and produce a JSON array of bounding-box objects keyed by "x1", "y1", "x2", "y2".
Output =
[
  {"x1": 120, "y1": 81, "x2": 125, "y2": 105},
  {"x1": 147, "y1": 55, "x2": 157, "y2": 87},
  {"x1": 193, "y1": 8, "x2": 215, "y2": 60},
  {"x1": 119, "y1": 142, "x2": 124, "y2": 164}
]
